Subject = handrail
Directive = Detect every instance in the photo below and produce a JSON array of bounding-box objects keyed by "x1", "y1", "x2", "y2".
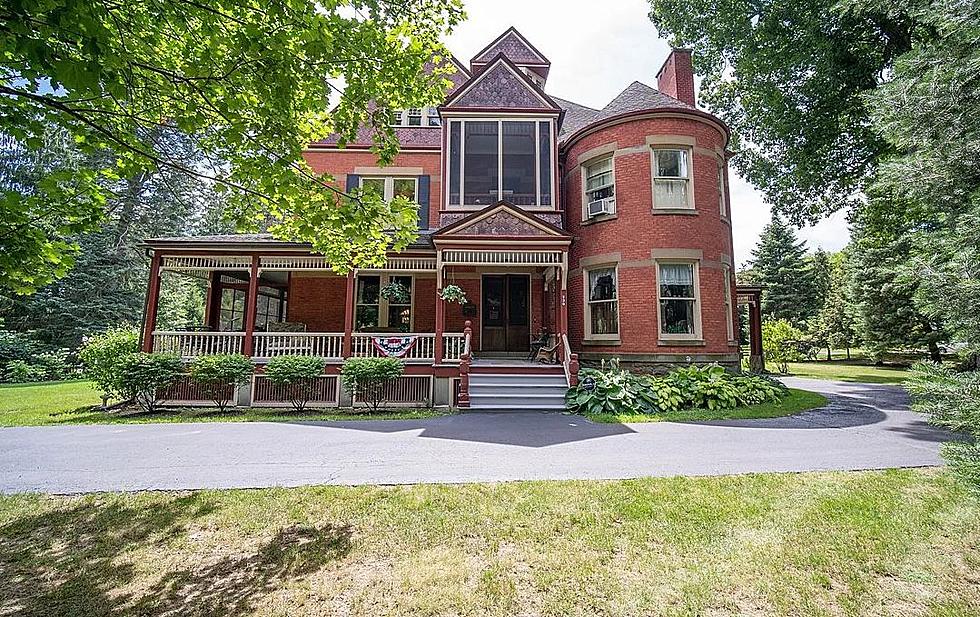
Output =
[{"x1": 561, "y1": 333, "x2": 579, "y2": 387}]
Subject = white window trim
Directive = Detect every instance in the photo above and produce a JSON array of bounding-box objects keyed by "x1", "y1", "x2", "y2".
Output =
[
  {"x1": 360, "y1": 176, "x2": 418, "y2": 202},
  {"x1": 723, "y1": 264, "x2": 734, "y2": 341},
  {"x1": 446, "y1": 117, "x2": 555, "y2": 209},
  {"x1": 354, "y1": 274, "x2": 416, "y2": 332},
  {"x1": 583, "y1": 264, "x2": 620, "y2": 341},
  {"x1": 581, "y1": 155, "x2": 616, "y2": 221},
  {"x1": 651, "y1": 146, "x2": 695, "y2": 210},
  {"x1": 390, "y1": 108, "x2": 440, "y2": 127},
  {"x1": 656, "y1": 260, "x2": 703, "y2": 340}
]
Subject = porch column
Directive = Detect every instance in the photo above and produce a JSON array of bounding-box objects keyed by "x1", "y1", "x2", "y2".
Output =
[
  {"x1": 342, "y1": 271, "x2": 355, "y2": 358},
  {"x1": 434, "y1": 256, "x2": 444, "y2": 364},
  {"x1": 242, "y1": 255, "x2": 259, "y2": 357},
  {"x1": 141, "y1": 252, "x2": 163, "y2": 352},
  {"x1": 748, "y1": 295, "x2": 765, "y2": 372}
]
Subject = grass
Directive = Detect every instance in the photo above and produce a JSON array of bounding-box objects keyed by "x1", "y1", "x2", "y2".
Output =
[
  {"x1": 785, "y1": 360, "x2": 911, "y2": 384},
  {"x1": 0, "y1": 469, "x2": 978, "y2": 616},
  {"x1": 0, "y1": 380, "x2": 449, "y2": 427},
  {"x1": 590, "y1": 388, "x2": 828, "y2": 424}
]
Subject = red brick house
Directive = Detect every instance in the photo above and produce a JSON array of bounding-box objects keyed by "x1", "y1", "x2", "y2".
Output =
[{"x1": 142, "y1": 28, "x2": 752, "y2": 409}]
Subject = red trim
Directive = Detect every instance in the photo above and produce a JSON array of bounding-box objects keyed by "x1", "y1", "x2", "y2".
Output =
[
  {"x1": 141, "y1": 253, "x2": 162, "y2": 352},
  {"x1": 342, "y1": 272, "x2": 355, "y2": 357}
]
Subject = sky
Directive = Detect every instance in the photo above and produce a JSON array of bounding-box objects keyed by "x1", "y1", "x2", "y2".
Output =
[{"x1": 445, "y1": 0, "x2": 851, "y2": 268}]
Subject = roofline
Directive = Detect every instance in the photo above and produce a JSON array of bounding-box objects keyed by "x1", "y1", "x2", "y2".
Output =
[
  {"x1": 433, "y1": 201, "x2": 572, "y2": 239},
  {"x1": 469, "y1": 26, "x2": 550, "y2": 67},
  {"x1": 441, "y1": 53, "x2": 563, "y2": 111},
  {"x1": 561, "y1": 107, "x2": 730, "y2": 150}
]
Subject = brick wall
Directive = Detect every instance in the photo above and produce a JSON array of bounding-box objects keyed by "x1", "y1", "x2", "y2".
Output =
[{"x1": 564, "y1": 114, "x2": 737, "y2": 358}]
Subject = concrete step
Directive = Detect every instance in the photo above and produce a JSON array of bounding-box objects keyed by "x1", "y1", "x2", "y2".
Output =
[
  {"x1": 470, "y1": 393, "x2": 567, "y2": 407},
  {"x1": 469, "y1": 384, "x2": 568, "y2": 397},
  {"x1": 469, "y1": 374, "x2": 568, "y2": 387},
  {"x1": 463, "y1": 404, "x2": 567, "y2": 413}
]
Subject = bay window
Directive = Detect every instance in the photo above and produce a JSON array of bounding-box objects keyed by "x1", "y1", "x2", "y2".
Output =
[
  {"x1": 448, "y1": 119, "x2": 554, "y2": 207},
  {"x1": 658, "y1": 262, "x2": 699, "y2": 337},
  {"x1": 585, "y1": 266, "x2": 619, "y2": 339},
  {"x1": 652, "y1": 148, "x2": 692, "y2": 209},
  {"x1": 355, "y1": 274, "x2": 413, "y2": 332}
]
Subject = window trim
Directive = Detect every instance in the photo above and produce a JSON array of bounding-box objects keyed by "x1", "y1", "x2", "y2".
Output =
[
  {"x1": 722, "y1": 264, "x2": 735, "y2": 342},
  {"x1": 583, "y1": 264, "x2": 620, "y2": 342},
  {"x1": 390, "y1": 108, "x2": 440, "y2": 127},
  {"x1": 655, "y1": 260, "x2": 702, "y2": 340},
  {"x1": 718, "y1": 162, "x2": 728, "y2": 219},
  {"x1": 359, "y1": 176, "x2": 419, "y2": 202},
  {"x1": 354, "y1": 273, "x2": 416, "y2": 333},
  {"x1": 581, "y1": 155, "x2": 616, "y2": 221},
  {"x1": 650, "y1": 146, "x2": 695, "y2": 210},
  {"x1": 446, "y1": 117, "x2": 556, "y2": 209}
]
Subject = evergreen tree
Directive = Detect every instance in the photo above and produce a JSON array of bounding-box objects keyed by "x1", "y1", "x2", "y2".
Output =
[
  {"x1": 748, "y1": 214, "x2": 819, "y2": 324},
  {"x1": 813, "y1": 250, "x2": 859, "y2": 360},
  {"x1": 809, "y1": 249, "x2": 833, "y2": 304}
]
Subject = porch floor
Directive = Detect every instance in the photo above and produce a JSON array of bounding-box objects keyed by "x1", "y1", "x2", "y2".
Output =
[{"x1": 470, "y1": 357, "x2": 557, "y2": 368}]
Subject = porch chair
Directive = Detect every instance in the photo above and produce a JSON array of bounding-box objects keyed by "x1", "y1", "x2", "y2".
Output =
[{"x1": 533, "y1": 336, "x2": 560, "y2": 364}]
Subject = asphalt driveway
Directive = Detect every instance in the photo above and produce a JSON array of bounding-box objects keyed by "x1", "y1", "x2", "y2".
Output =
[{"x1": 0, "y1": 377, "x2": 951, "y2": 494}]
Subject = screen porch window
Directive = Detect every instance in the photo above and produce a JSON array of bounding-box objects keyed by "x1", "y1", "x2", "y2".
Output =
[
  {"x1": 586, "y1": 266, "x2": 619, "y2": 338},
  {"x1": 407, "y1": 108, "x2": 422, "y2": 126},
  {"x1": 448, "y1": 119, "x2": 554, "y2": 207},
  {"x1": 360, "y1": 177, "x2": 417, "y2": 202},
  {"x1": 355, "y1": 275, "x2": 413, "y2": 332},
  {"x1": 584, "y1": 156, "x2": 615, "y2": 215},
  {"x1": 389, "y1": 108, "x2": 439, "y2": 127},
  {"x1": 658, "y1": 263, "x2": 698, "y2": 336},
  {"x1": 653, "y1": 148, "x2": 691, "y2": 209},
  {"x1": 219, "y1": 288, "x2": 246, "y2": 331}
]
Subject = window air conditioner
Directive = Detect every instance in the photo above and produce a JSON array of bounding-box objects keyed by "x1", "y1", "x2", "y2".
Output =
[{"x1": 587, "y1": 197, "x2": 615, "y2": 217}]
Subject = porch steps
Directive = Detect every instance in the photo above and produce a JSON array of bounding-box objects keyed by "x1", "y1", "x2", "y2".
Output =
[{"x1": 466, "y1": 373, "x2": 569, "y2": 413}]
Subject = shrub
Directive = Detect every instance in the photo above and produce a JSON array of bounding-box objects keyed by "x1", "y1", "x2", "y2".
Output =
[
  {"x1": 567, "y1": 363, "x2": 788, "y2": 416},
  {"x1": 116, "y1": 352, "x2": 184, "y2": 414},
  {"x1": 906, "y1": 362, "x2": 980, "y2": 494},
  {"x1": 3, "y1": 360, "x2": 48, "y2": 383},
  {"x1": 762, "y1": 319, "x2": 807, "y2": 373},
  {"x1": 264, "y1": 355, "x2": 327, "y2": 411},
  {"x1": 341, "y1": 356, "x2": 405, "y2": 411},
  {"x1": 79, "y1": 327, "x2": 139, "y2": 399},
  {"x1": 189, "y1": 354, "x2": 254, "y2": 412}
]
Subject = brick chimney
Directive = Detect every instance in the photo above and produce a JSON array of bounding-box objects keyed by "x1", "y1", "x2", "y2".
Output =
[{"x1": 657, "y1": 48, "x2": 696, "y2": 107}]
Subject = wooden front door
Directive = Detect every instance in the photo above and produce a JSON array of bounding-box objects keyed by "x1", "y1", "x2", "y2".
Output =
[{"x1": 481, "y1": 274, "x2": 530, "y2": 352}]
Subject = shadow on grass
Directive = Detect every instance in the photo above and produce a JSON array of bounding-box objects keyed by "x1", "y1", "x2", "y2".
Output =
[{"x1": 0, "y1": 496, "x2": 352, "y2": 616}]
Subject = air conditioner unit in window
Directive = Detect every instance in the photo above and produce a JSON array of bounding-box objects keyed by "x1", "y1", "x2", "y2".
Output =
[{"x1": 587, "y1": 197, "x2": 615, "y2": 217}]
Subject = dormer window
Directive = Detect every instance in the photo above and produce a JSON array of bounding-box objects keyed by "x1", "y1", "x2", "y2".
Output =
[
  {"x1": 407, "y1": 108, "x2": 422, "y2": 126},
  {"x1": 447, "y1": 119, "x2": 553, "y2": 208},
  {"x1": 389, "y1": 108, "x2": 440, "y2": 127}
]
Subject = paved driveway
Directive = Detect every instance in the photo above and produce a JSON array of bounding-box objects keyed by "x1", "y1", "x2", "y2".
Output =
[{"x1": 0, "y1": 378, "x2": 951, "y2": 494}]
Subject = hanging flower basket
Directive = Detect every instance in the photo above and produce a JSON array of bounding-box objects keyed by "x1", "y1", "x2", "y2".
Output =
[
  {"x1": 379, "y1": 281, "x2": 411, "y2": 304},
  {"x1": 439, "y1": 284, "x2": 468, "y2": 304}
]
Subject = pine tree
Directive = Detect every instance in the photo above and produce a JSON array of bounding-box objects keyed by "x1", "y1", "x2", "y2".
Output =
[{"x1": 748, "y1": 214, "x2": 820, "y2": 324}]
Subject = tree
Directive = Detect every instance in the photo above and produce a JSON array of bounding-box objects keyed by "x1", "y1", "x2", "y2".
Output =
[
  {"x1": 647, "y1": 0, "x2": 924, "y2": 225},
  {"x1": 813, "y1": 251, "x2": 859, "y2": 360},
  {"x1": 747, "y1": 215, "x2": 819, "y2": 324},
  {"x1": 809, "y1": 249, "x2": 833, "y2": 304},
  {"x1": 1, "y1": 0, "x2": 464, "y2": 293}
]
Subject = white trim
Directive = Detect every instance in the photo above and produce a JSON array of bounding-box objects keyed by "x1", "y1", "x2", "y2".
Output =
[
  {"x1": 360, "y1": 176, "x2": 419, "y2": 203},
  {"x1": 354, "y1": 273, "x2": 416, "y2": 333},
  {"x1": 581, "y1": 155, "x2": 616, "y2": 221},
  {"x1": 650, "y1": 146, "x2": 695, "y2": 210}
]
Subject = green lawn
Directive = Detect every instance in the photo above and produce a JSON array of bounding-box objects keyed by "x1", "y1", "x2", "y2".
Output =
[
  {"x1": 786, "y1": 360, "x2": 911, "y2": 384},
  {"x1": 590, "y1": 388, "x2": 827, "y2": 424},
  {"x1": 0, "y1": 469, "x2": 977, "y2": 616},
  {"x1": 0, "y1": 380, "x2": 448, "y2": 427}
]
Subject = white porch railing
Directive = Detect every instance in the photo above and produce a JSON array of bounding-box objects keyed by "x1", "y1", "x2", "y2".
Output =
[
  {"x1": 442, "y1": 333, "x2": 465, "y2": 363},
  {"x1": 152, "y1": 331, "x2": 245, "y2": 357},
  {"x1": 350, "y1": 333, "x2": 436, "y2": 363},
  {"x1": 252, "y1": 332, "x2": 343, "y2": 360}
]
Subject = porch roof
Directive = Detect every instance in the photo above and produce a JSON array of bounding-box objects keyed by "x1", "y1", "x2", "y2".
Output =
[{"x1": 144, "y1": 231, "x2": 436, "y2": 252}]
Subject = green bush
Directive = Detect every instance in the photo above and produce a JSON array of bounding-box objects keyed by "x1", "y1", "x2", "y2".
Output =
[
  {"x1": 79, "y1": 327, "x2": 139, "y2": 399},
  {"x1": 341, "y1": 356, "x2": 405, "y2": 411},
  {"x1": 906, "y1": 362, "x2": 980, "y2": 494},
  {"x1": 567, "y1": 363, "x2": 788, "y2": 416},
  {"x1": 263, "y1": 355, "x2": 327, "y2": 411},
  {"x1": 3, "y1": 360, "x2": 48, "y2": 383},
  {"x1": 117, "y1": 352, "x2": 184, "y2": 413},
  {"x1": 189, "y1": 354, "x2": 254, "y2": 412},
  {"x1": 762, "y1": 319, "x2": 807, "y2": 373}
]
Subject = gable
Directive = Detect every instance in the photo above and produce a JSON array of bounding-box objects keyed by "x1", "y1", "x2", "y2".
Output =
[
  {"x1": 472, "y1": 29, "x2": 548, "y2": 66},
  {"x1": 435, "y1": 203, "x2": 569, "y2": 239},
  {"x1": 449, "y1": 62, "x2": 555, "y2": 110}
]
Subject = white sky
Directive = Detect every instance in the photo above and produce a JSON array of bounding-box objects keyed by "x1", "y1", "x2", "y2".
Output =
[{"x1": 446, "y1": 0, "x2": 851, "y2": 268}]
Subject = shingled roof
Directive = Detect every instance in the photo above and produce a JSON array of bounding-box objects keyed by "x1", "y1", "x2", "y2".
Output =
[{"x1": 145, "y1": 231, "x2": 436, "y2": 250}]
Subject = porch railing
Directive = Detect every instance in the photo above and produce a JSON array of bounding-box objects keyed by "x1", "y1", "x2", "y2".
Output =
[
  {"x1": 252, "y1": 332, "x2": 344, "y2": 360},
  {"x1": 351, "y1": 333, "x2": 435, "y2": 363},
  {"x1": 442, "y1": 333, "x2": 466, "y2": 363},
  {"x1": 561, "y1": 333, "x2": 579, "y2": 387},
  {"x1": 152, "y1": 331, "x2": 245, "y2": 358}
]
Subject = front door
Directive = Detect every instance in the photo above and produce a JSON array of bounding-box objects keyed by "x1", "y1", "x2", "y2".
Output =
[{"x1": 481, "y1": 274, "x2": 530, "y2": 352}]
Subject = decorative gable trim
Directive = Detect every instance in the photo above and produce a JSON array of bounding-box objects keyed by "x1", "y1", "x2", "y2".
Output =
[
  {"x1": 433, "y1": 202, "x2": 571, "y2": 240},
  {"x1": 471, "y1": 27, "x2": 549, "y2": 66},
  {"x1": 442, "y1": 54, "x2": 561, "y2": 111}
]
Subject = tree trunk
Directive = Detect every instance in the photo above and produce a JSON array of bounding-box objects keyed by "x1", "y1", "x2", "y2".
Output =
[
  {"x1": 826, "y1": 346, "x2": 832, "y2": 361},
  {"x1": 846, "y1": 346, "x2": 851, "y2": 360},
  {"x1": 928, "y1": 340, "x2": 942, "y2": 363}
]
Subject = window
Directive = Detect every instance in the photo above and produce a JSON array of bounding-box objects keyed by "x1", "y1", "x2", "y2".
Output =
[
  {"x1": 448, "y1": 119, "x2": 554, "y2": 207},
  {"x1": 653, "y1": 148, "x2": 692, "y2": 209},
  {"x1": 255, "y1": 287, "x2": 287, "y2": 332},
  {"x1": 360, "y1": 177, "x2": 418, "y2": 202},
  {"x1": 583, "y1": 156, "x2": 615, "y2": 217},
  {"x1": 658, "y1": 262, "x2": 699, "y2": 336},
  {"x1": 355, "y1": 274, "x2": 413, "y2": 332},
  {"x1": 219, "y1": 288, "x2": 246, "y2": 331},
  {"x1": 586, "y1": 266, "x2": 619, "y2": 339},
  {"x1": 723, "y1": 265, "x2": 734, "y2": 340},
  {"x1": 718, "y1": 163, "x2": 727, "y2": 218},
  {"x1": 389, "y1": 108, "x2": 439, "y2": 127}
]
